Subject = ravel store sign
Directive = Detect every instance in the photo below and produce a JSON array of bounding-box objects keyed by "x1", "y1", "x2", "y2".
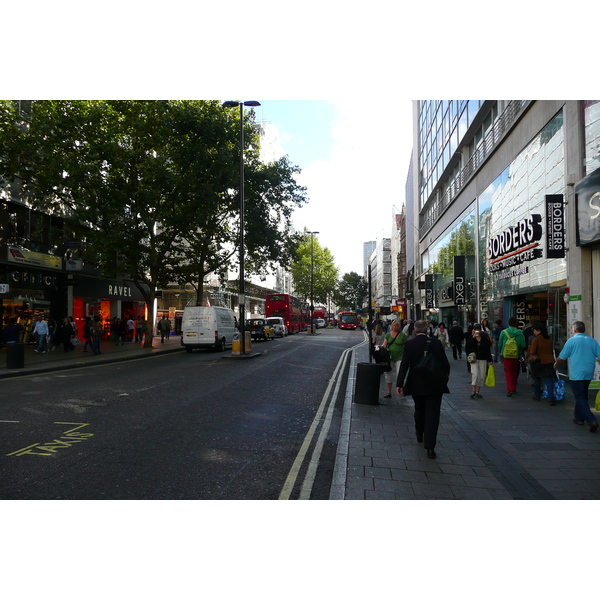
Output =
[{"x1": 488, "y1": 213, "x2": 543, "y2": 279}]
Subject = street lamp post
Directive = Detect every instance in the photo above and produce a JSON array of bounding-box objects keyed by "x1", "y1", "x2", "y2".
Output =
[
  {"x1": 309, "y1": 231, "x2": 319, "y2": 333},
  {"x1": 221, "y1": 100, "x2": 261, "y2": 354}
]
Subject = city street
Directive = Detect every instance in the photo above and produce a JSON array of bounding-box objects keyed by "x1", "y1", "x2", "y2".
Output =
[
  {"x1": 3, "y1": 328, "x2": 600, "y2": 500},
  {"x1": 0, "y1": 329, "x2": 362, "y2": 500}
]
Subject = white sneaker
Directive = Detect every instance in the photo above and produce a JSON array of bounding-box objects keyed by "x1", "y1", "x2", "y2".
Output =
[{"x1": 34, "y1": 350, "x2": 39, "y2": 353}]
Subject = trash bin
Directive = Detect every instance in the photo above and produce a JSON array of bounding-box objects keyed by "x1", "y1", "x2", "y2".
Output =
[
  {"x1": 6, "y1": 342, "x2": 25, "y2": 369},
  {"x1": 354, "y1": 362, "x2": 381, "y2": 405}
]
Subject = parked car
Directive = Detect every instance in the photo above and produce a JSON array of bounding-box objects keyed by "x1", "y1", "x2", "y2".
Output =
[
  {"x1": 316, "y1": 318, "x2": 326, "y2": 329},
  {"x1": 266, "y1": 317, "x2": 288, "y2": 337},
  {"x1": 245, "y1": 318, "x2": 275, "y2": 341}
]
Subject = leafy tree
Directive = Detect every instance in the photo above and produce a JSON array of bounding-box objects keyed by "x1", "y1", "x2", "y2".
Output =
[
  {"x1": 335, "y1": 271, "x2": 367, "y2": 311},
  {"x1": 290, "y1": 232, "x2": 338, "y2": 306},
  {"x1": 0, "y1": 100, "x2": 307, "y2": 346}
]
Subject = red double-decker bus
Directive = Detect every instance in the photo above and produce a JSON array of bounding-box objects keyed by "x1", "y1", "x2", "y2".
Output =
[
  {"x1": 312, "y1": 306, "x2": 326, "y2": 320},
  {"x1": 266, "y1": 294, "x2": 304, "y2": 334},
  {"x1": 338, "y1": 311, "x2": 359, "y2": 330}
]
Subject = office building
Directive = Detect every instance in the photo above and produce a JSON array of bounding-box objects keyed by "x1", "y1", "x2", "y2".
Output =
[{"x1": 408, "y1": 100, "x2": 600, "y2": 349}]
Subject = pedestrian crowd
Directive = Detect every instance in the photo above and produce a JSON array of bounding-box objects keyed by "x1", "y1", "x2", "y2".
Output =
[
  {"x1": 370, "y1": 315, "x2": 600, "y2": 461},
  {"x1": 1, "y1": 314, "x2": 153, "y2": 357}
]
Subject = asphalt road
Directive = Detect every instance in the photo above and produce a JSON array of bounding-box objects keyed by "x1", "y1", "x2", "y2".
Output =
[{"x1": 0, "y1": 328, "x2": 365, "y2": 500}]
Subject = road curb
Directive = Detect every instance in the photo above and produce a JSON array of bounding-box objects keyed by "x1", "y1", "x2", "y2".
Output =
[
  {"x1": 0, "y1": 346, "x2": 185, "y2": 379},
  {"x1": 329, "y1": 333, "x2": 369, "y2": 500}
]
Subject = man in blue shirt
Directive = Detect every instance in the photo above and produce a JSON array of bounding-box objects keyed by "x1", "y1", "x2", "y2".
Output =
[{"x1": 555, "y1": 321, "x2": 600, "y2": 433}]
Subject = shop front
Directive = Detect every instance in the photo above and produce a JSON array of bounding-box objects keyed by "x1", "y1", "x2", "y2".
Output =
[
  {"x1": 416, "y1": 210, "x2": 477, "y2": 329},
  {"x1": 479, "y1": 111, "x2": 568, "y2": 350},
  {"x1": 0, "y1": 264, "x2": 63, "y2": 343},
  {"x1": 72, "y1": 276, "x2": 147, "y2": 340}
]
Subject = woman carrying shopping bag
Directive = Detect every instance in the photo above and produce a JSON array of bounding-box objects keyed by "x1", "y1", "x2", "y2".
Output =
[
  {"x1": 381, "y1": 321, "x2": 407, "y2": 398},
  {"x1": 465, "y1": 323, "x2": 493, "y2": 399}
]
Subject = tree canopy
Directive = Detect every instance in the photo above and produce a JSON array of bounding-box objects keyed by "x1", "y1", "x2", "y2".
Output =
[
  {"x1": 334, "y1": 271, "x2": 367, "y2": 311},
  {"x1": 0, "y1": 100, "x2": 307, "y2": 346},
  {"x1": 290, "y1": 232, "x2": 338, "y2": 306}
]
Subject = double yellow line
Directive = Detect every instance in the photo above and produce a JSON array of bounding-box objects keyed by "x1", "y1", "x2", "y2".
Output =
[{"x1": 278, "y1": 345, "x2": 353, "y2": 500}]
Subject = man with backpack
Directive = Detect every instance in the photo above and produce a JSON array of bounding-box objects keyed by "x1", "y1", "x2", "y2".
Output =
[
  {"x1": 396, "y1": 320, "x2": 450, "y2": 459},
  {"x1": 497, "y1": 317, "x2": 527, "y2": 397}
]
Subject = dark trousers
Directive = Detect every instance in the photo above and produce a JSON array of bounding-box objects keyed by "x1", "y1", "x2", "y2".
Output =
[
  {"x1": 570, "y1": 380, "x2": 597, "y2": 425},
  {"x1": 451, "y1": 342, "x2": 462, "y2": 359},
  {"x1": 503, "y1": 358, "x2": 520, "y2": 393},
  {"x1": 413, "y1": 394, "x2": 443, "y2": 450}
]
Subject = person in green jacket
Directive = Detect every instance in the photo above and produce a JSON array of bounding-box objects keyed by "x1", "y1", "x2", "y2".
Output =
[
  {"x1": 381, "y1": 321, "x2": 407, "y2": 398},
  {"x1": 497, "y1": 317, "x2": 527, "y2": 396}
]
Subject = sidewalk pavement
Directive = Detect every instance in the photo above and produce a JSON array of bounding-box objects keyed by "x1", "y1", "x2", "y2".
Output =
[
  {"x1": 0, "y1": 335, "x2": 183, "y2": 379},
  {"x1": 332, "y1": 339, "x2": 600, "y2": 500}
]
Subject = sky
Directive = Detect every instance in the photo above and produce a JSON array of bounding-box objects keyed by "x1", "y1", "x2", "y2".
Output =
[{"x1": 255, "y1": 100, "x2": 414, "y2": 276}]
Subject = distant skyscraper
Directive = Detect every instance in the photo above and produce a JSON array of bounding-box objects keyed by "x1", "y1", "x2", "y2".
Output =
[{"x1": 363, "y1": 241, "x2": 376, "y2": 277}]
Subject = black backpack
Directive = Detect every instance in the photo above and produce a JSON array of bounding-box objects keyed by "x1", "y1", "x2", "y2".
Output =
[{"x1": 414, "y1": 338, "x2": 449, "y2": 386}]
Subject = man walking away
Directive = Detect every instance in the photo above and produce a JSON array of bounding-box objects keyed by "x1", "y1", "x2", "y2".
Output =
[
  {"x1": 492, "y1": 320, "x2": 504, "y2": 362},
  {"x1": 497, "y1": 317, "x2": 526, "y2": 396},
  {"x1": 555, "y1": 321, "x2": 600, "y2": 433},
  {"x1": 126, "y1": 317, "x2": 135, "y2": 341},
  {"x1": 449, "y1": 321, "x2": 464, "y2": 360},
  {"x1": 396, "y1": 320, "x2": 450, "y2": 459},
  {"x1": 158, "y1": 316, "x2": 170, "y2": 343}
]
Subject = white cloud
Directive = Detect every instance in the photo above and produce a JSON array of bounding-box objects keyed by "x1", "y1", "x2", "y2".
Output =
[{"x1": 289, "y1": 100, "x2": 413, "y2": 275}]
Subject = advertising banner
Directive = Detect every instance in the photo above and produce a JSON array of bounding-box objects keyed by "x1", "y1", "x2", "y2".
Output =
[
  {"x1": 7, "y1": 247, "x2": 62, "y2": 270},
  {"x1": 545, "y1": 194, "x2": 566, "y2": 258},
  {"x1": 425, "y1": 274, "x2": 434, "y2": 309},
  {"x1": 453, "y1": 255, "x2": 466, "y2": 305}
]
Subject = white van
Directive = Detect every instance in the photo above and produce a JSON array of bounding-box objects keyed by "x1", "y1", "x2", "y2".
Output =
[{"x1": 180, "y1": 306, "x2": 238, "y2": 352}]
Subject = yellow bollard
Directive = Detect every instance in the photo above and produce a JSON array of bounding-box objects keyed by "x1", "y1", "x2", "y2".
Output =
[{"x1": 232, "y1": 333, "x2": 241, "y2": 355}]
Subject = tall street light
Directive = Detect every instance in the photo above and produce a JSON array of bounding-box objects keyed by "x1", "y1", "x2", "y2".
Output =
[
  {"x1": 221, "y1": 100, "x2": 261, "y2": 355},
  {"x1": 309, "y1": 231, "x2": 319, "y2": 333}
]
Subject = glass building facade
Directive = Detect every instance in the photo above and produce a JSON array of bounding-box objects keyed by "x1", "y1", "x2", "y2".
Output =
[{"x1": 413, "y1": 101, "x2": 576, "y2": 350}]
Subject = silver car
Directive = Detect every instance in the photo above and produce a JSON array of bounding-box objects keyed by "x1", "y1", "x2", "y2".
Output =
[{"x1": 266, "y1": 317, "x2": 288, "y2": 337}]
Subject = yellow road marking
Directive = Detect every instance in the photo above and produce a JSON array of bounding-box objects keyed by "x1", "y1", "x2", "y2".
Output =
[{"x1": 279, "y1": 346, "x2": 352, "y2": 500}]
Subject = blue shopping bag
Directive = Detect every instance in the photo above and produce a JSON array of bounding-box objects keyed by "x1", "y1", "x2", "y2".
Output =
[
  {"x1": 543, "y1": 378, "x2": 565, "y2": 401},
  {"x1": 554, "y1": 379, "x2": 565, "y2": 402}
]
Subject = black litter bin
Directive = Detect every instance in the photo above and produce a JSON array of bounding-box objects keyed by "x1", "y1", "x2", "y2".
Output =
[
  {"x1": 354, "y1": 362, "x2": 381, "y2": 405},
  {"x1": 7, "y1": 342, "x2": 25, "y2": 369}
]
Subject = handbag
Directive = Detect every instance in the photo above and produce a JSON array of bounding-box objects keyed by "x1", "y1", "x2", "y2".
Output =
[
  {"x1": 595, "y1": 390, "x2": 600, "y2": 412},
  {"x1": 485, "y1": 364, "x2": 496, "y2": 387},
  {"x1": 467, "y1": 352, "x2": 477, "y2": 364},
  {"x1": 374, "y1": 347, "x2": 392, "y2": 372},
  {"x1": 526, "y1": 353, "x2": 539, "y2": 363}
]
